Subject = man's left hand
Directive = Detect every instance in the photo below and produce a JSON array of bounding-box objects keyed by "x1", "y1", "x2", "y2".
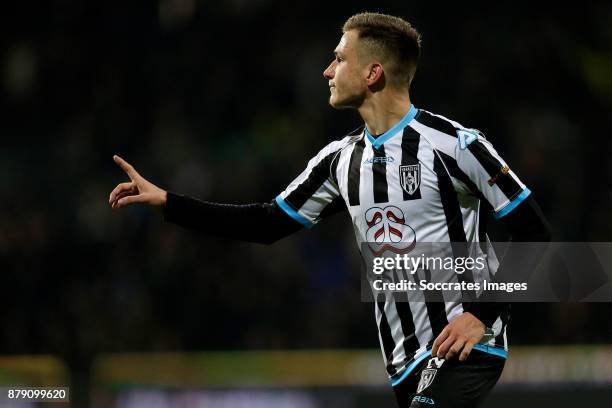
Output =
[{"x1": 431, "y1": 312, "x2": 485, "y2": 362}]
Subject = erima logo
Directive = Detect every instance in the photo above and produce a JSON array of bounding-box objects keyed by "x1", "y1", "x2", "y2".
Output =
[
  {"x1": 364, "y1": 156, "x2": 395, "y2": 164},
  {"x1": 457, "y1": 129, "x2": 479, "y2": 150},
  {"x1": 488, "y1": 165, "x2": 510, "y2": 186}
]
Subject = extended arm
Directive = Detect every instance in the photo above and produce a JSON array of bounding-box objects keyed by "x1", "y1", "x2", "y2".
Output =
[
  {"x1": 108, "y1": 155, "x2": 304, "y2": 244},
  {"x1": 163, "y1": 192, "x2": 303, "y2": 244}
]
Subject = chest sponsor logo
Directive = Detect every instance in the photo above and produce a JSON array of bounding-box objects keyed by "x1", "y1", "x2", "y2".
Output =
[
  {"x1": 365, "y1": 206, "x2": 416, "y2": 256},
  {"x1": 400, "y1": 164, "x2": 421, "y2": 195}
]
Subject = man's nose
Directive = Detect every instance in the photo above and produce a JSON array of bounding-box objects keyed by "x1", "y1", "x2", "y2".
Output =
[{"x1": 323, "y1": 61, "x2": 335, "y2": 79}]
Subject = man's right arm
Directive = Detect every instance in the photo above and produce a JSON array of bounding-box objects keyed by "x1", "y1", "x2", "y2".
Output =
[
  {"x1": 108, "y1": 155, "x2": 304, "y2": 244},
  {"x1": 163, "y1": 193, "x2": 303, "y2": 244},
  {"x1": 110, "y1": 139, "x2": 347, "y2": 244}
]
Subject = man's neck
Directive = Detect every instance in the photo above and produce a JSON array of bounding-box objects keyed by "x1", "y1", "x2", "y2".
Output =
[{"x1": 358, "y1": 90, "x2": 412, "y2": 136}]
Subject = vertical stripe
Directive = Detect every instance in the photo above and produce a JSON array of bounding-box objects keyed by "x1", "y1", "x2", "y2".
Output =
[
  {"x1": 494, "y1": 306, "x2": 510, "y2": 348},
  {"x1": 478, "y1": 201, "x2": 488, "y2": 254},
  {"x1": 415, "y1": 110, "x2": 457, "y2": 137},
  {"x1": 467, "y1": 141, "x2": 522, "y2": 199},
  {"x1": 433, "y1": 152, "x2": 477, "y2": 305},
  {"x1": 433, "y1": 154, "x2": 468, "y2": 243},
  {"x1": 400, "y1": 127, "x2": 422, "y2": 200},
  {"x1": 422, "y1": 268, "x2": 449, "y2": 339},
  {"x1": 478, "y1": 199, "x2": 487, "y2": 240},
  {"x1": 376, "y1": 299, "x2": 398, "y2": 376},
  {"x1": 347, "y1": 138, "x2": 365, "y2": 206},
  {"x1": 330, "y1": 147, "x2": 341, "y2": 186},
  {"x1": 316, "y1": 195, "x2": 347, "y2": 220},
  {"x1": 395, "y1": 301, "x2": 420, "y2": 360},
  {"x1": 437, "y1": 151, "x2": 486, "y2": 202},
  {"x1": 285, "y1": 150, "x2": 339, "y2": 209},
  {"x1": 372, "y1": 145, "x2": 389, "y2": 203},
  {"x1": 392, "y1": 269, "x2": 421, "y2": 360}
]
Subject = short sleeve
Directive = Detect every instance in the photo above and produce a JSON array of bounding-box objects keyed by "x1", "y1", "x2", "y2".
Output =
[
  {"x1": 276, "y1": 141, "x2": 345, "y2": 228},
  {"x1": 454, "y1": 129, "x2": 530, "y2": 219}
]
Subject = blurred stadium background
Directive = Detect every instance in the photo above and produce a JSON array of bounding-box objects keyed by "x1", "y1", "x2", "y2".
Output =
[{"x1": 1, "y1": 1, "x2": 611, "y2": 407}]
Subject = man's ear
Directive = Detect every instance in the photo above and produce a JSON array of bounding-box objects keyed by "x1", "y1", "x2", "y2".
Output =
[{"x1": 366, "y1": 63, "x2": 384, "y2": 86}]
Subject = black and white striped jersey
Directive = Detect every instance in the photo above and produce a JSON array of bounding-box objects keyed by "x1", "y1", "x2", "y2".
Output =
[{"x1": 275, "y1": 104, "x2": 530, "y2": 383}]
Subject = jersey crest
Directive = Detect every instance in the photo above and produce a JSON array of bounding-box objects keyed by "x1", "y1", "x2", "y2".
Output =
[{"x1": 399, "y1": 164, "x2": 421, "y2": 195}]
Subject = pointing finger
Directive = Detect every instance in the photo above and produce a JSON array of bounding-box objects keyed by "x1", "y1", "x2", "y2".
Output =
[{"x1": 113, "y1": 155, "x2": 140, "y2": 181}]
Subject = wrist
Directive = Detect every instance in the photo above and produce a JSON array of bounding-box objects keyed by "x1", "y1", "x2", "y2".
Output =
[{"x1": 161, "y1": 190, "x2": 167, "y2": 206}]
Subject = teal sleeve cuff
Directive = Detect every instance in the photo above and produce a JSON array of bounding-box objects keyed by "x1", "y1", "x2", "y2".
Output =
[
  {"x1": 494, "y1": 188, "x2": 531, "y2": 219},
  {"x1": 275, "y1": 195, "x2": 314, "y2": 229}
]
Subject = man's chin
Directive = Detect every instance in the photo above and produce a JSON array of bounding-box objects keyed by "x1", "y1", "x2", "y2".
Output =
[{"x1": 328, "y1": 96, "x2": 355, "y2": 110}]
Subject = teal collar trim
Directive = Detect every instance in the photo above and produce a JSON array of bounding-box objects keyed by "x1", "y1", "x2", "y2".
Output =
[{"x1": 366, "y1": 104, "x2": 418, "y2": 149}]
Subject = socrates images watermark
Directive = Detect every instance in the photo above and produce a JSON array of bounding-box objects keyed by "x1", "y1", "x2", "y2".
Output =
[
  {"x1": 370, "y1": 253, "x2": 528, "y2": 294},
  {"x1": 361, "y1": 243, "x2": 612, "y2": 302}
]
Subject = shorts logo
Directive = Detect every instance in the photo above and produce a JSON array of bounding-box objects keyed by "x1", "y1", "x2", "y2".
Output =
[
  {"x1": 417, "y1": 357, "x2": 445, "y2": 393},
  {"x1": 399, "y1": 164, "x2": 421, "y2": 195},
  {"x1": 427, "y1": 357, "x2": 445, "y2": 369},
  {"x1": 417, "y1": 368, "x2": 438, "y2": 393}
]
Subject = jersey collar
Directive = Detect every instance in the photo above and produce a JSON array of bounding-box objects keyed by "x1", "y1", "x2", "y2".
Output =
[{"x1": 365, "y1": 104, "x2": 419, "y2": 149}]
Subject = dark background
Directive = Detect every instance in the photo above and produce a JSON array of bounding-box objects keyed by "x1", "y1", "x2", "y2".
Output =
[{"x1": 1, "y1": 1, "x2": 611, "y2": 406}]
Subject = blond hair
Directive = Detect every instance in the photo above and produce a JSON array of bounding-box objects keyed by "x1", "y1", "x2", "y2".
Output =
[{"x1": 343, "y1": 12, "x2": 422, "y2": 88}]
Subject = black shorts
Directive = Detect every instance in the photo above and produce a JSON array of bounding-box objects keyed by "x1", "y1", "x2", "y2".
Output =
[{"x1": 392, "y1": 350, "x2": 505, "y2": 408}]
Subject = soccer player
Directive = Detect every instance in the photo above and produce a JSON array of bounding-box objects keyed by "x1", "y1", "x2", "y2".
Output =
[{"x1": 109, "y1": 12, "x2": 550, "y2": 407}]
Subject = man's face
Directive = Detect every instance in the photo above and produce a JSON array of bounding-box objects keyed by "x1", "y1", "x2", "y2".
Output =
[{"x1": 323, "y1": 30, "x2": 369, "y2": 109}]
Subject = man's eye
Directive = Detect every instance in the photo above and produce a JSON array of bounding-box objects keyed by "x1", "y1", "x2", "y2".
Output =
[{"x1": 336, "y1": 57, "x2": 343, "y2": 63}]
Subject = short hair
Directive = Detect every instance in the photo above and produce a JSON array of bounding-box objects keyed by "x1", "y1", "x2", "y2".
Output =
[{"x1": 343, "y1": 12, "x2": 422, "y2": 88}]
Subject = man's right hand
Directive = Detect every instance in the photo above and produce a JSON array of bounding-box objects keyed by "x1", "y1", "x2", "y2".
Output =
[{"x1": 109, "y1": 155, "x2": 167, "y2": 209}]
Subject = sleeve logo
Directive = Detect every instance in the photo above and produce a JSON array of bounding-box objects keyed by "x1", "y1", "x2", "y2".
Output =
[
  {"x1": 457, "y1": 129, "x2": 479, "y2": 150},
  {"x1": 488, "y1": 165, "x2": 510, "y2": 186}
]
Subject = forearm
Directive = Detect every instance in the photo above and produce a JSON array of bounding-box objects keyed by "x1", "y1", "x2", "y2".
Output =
[{"x1": 163, "y1": 192, "x2": 303, "y2": 244}]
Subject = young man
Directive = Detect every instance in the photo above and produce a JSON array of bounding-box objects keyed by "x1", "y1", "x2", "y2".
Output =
[{"x1": 109, "y1": 12, "x2": 550, "y2": 407}]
